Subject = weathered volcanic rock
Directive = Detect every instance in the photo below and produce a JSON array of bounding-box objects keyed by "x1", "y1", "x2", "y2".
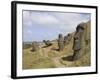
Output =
[{"x1": 58, "y1": 34, "x2": 64, "y2": 51}]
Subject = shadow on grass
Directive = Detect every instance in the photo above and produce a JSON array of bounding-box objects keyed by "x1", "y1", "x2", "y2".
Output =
[
  {"x1": 42, "y1": 44, "x2": 52, "y2": 48},
  {"x1": 51, "y1": 48, "x2": 59, "y2": 51},
  {"x1": 62, "y1": 55, "x2": 75, "y2": 61},
  {"x1": 30, "y1": 49, "x2": 36, "y2": 52}
]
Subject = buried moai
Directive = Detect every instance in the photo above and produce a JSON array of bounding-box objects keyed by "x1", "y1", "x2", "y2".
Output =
[
  {"x1": 72, "y1": 23, "x2": 86, "y2": 60},
  {"x1": 58, "y1": 34, "x2": 64, "y2": 51},
  {"x1": 64, "y1": 33, "x2": 72, "y2": 46},
  {"x1": 43, "y1": 40, "x2": 52, "y2": 46},
  {"x1": 31, "y1": 41, "x2": 39, "y2": 51}
]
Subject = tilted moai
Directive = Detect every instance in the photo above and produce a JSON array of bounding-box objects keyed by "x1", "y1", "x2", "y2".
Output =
[
  {"x1": 31, "y1": 41, "x2": 39, "y2": 51},
  {"x1": 43, "y1": 40, "x2": 52, "y2": 46},
  {"x1": 64, "y1": 33, "x2": 72, "y2": 45},
  {"x1": 72, "y1": 23, "x2": 86, "y2": 60},
  {"x1": 58, "y1": 34, "x2": 64, "y2": 51}
]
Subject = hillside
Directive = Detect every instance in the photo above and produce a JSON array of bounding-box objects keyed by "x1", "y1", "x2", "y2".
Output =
[{"x1": 22, "y1": 21, "x2": 91, "y2": 69}]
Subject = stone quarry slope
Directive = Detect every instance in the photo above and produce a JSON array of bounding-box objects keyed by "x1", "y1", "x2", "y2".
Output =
[{"x1": 23, "y1": 21, "x2": 91, "y2": 69}]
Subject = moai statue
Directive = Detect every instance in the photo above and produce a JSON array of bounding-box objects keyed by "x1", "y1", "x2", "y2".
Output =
[
  {"x1": 46, "y1": 40, "x2": 52, "y2": 46},
  {"x1": 43, "y1": 40, "x2": 52, "y2": 46},
  {"x1": 84, "y1": 21, "x2": 91, "y2": 45},
  {"x1": 58, "y1": 34, "x2": 64, "y2": 51},
  {"x1": 64, "y1": 33, "x2": 72, "y2": 46},
  {"x1": 31, "y1": 41, "x2": 39, "y2": 51},
  {"x1": 72, "y1": 23, "x2": 85, "y2": 60},
  {"x1": 64, "y1": 35, "x2": 68, "y2": 45}
]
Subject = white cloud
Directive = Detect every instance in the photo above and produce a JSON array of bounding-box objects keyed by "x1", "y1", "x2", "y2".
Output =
[
  {"x1": 23, "y1": 11, "x2": 33, "y2": 27},
  {"x1": 23, "y1": 28, "x2": 32, "y2": 36},
  {"x1": 30, "y1": 12, "x2": 59, "y2": 25},
  {"x1": 23, "y1": 11, "x2": 90, "y2": 29},
  {"x1": 23, "y1": 11, "x2": 30, "y2": 19},
  {"x1": 53, "y1": 12, "x2": 90, "y2": 27},
  {"x1": 23, "y1": 11, "x2": 90, "y2": 41},
  {"x1": 50, "y1": 12, "x2": 90, "y2": 32},
  {"x1": 27, "y1": 30, "x2": 32, "y2": 34},
  {"x1": 23, "y1": 11, "x2": 60, "y2": 27}
]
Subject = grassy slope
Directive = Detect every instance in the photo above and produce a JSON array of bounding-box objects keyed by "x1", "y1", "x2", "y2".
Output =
[{"x1": 23, "y1": 21, "x2": 91, "y2": 69}]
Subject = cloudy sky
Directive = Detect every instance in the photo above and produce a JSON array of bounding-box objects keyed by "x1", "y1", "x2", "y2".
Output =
[{"x1": 23, "y1": 10, "x2": 90, "y2": 42}]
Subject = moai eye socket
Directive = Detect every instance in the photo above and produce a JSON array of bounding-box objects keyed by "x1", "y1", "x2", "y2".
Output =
[{"x1": 74, "y1": 37, "x2": 79, "y2": 40}]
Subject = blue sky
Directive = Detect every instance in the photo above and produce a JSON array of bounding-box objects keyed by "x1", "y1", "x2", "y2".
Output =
[{"x1": 23, "y1": 10, "x2": 90, "y2": 42}]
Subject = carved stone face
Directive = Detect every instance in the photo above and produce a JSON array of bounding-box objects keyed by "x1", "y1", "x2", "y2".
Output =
[
  {"x1": 73, "y1": 32, "x2": 81, "y2": 50},
  {"x1": 73, "y1": 23, "x2": 85, "y2": 51},
  {"x1": 64, "y1": 33, "x2": 72, "y2": 45}
]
